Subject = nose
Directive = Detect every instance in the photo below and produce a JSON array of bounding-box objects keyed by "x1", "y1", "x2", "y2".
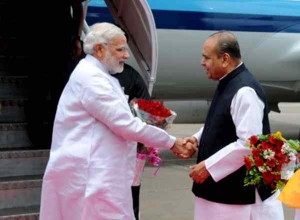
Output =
[
  {"x1": 124, "y1": 50, "x2": 130, "y2": 60},
  {"x1": 200, "y1": 58, "x2": 205, "y2": 66}
]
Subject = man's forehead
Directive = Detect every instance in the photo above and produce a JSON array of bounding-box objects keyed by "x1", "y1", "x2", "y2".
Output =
[
  {"x1": 110, "y1": 35, "x2": 127, "y2": 45},
  {"x1": 203, "y1": 38, "x2": 218, "y2": 53}
]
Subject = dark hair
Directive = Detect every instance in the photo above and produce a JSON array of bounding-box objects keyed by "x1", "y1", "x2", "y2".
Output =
[{"x1": 210, "y1": 31, "x2": 241, "y2": 60}]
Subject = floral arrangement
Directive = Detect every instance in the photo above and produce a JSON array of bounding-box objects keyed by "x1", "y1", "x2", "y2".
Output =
[
  {"x1": 244, "y1": 131, "x2": 300, "y2": 192},
  {"x1": 130, "y1": 99, "x2": 177, "y2": 175},
  {"x1": 131, "y1": 99, "x2": 176, "y2": 129}
]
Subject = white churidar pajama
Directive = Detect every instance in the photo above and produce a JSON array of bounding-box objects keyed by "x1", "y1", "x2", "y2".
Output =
[{"x1": 295, "y1": 210, "x2": 300, "y2": 220}]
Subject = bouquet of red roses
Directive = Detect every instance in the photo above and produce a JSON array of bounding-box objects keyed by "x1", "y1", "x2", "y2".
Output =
[
  {"x1": 244, "y1": 131, "x2": 300, "y2": 192},
  {"x1": 130, "y1": 99, "x2": 177, "y2": 177},
  {"x1": 131, "y1": 99, "x2": 177, "y2": 129}
]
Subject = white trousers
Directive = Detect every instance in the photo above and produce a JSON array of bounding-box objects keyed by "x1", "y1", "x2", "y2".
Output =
[
  {"x1": 295, "y1": 210, "x2": 300, "y2": 220},
  {"x1": 194, "y1": 190, "x2": 284, "y2": 220}
]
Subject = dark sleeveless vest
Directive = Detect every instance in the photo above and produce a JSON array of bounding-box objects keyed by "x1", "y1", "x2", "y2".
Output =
[{"x1": 192, "y1": 64, "x2": 273, "y2": 204}]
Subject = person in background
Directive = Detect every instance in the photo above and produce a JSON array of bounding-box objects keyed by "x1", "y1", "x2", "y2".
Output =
[
  {"x1": 113, "y1": 63, "x2": 151, "y2": 220},
  {"x1": 39, "y1": 22, "x2": 196, "y2": 220},
  {"x1": 184, "y1": 31, "x2": 284, "y2": 220},
  {"x1": 25, "y1": 0, "x2": 85, "y2": 148}
]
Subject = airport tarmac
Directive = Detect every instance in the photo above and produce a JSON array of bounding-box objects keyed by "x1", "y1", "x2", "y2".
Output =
[{"x1": 139, "y1": 103, "x2": 300, "y2": 220}]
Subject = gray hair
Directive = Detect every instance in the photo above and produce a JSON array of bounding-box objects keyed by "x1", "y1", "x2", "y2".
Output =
[
  {"x1": 209, "y1": 31, "x2": 241, "y2": 60},
  {"x1": 83, "y1": 22, "x2": 125, "y2": 54}
]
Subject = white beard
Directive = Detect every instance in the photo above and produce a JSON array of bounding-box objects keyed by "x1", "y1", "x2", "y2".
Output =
[{"x1": 103, "y1": 51, "x2": 124, "y2": 75}]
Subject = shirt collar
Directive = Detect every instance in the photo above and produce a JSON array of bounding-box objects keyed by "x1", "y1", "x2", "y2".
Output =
[{"x1": 85, "y1": 54, "x2": 109, "y2": 75}]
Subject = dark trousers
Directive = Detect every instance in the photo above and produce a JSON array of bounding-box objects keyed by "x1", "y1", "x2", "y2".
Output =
[{"x1": 131, "y1": 185, "x2": 140, "y2": 220}]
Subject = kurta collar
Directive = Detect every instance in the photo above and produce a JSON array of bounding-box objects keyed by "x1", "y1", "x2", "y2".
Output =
[{"x1": 85, "y1": 54, "x2": 109, "y2": 75}]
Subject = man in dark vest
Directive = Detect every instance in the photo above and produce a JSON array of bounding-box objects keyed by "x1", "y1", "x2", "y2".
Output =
[{"x1": 184, "y1": 31, "x2": 284, "y2": 219}]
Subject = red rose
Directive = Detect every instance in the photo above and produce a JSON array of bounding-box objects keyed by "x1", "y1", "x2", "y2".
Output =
[
  {"x1": 252, "y1": 149, "x2": 260, "y2": 157},
  {"x1": 136, "y1": 99, "x2": 172, "y2": 117},
  {"x1": 275, "y1": 152, "x2": 286, "y2": 163},
  {"x1": 274, "y1": 174, "x2": 281, "y2": 181},
  {"x1": 274, "y1": 165, "x2": 281, "y2": 172},
  {"x1": 262, "y1": 171, "x2": 274, "y2": 185},
  {"x1": 275, "y1": 141, "x2": 284, "y2": 149},
  {"x1": 261, "y1": 141, "x2": 272, "y2": 150},
  {"x1": 269, "y1": 135, "x2": 276, "y2": 144},
  {"x1": 254, "y1": 156, "x2": 264, "y2": 167},
  {"x1": 250, "y1": 135, "x2": 259, "y2": 145},
  {"x1": 266, "y1": 158, "x2": 276, "y2": 168},
  {"x1": 244, "y1": 156, "x2": 253, "y2": 170}
]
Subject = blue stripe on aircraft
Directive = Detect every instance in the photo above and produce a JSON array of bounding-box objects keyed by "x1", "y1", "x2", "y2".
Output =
[
  {"x1": 86, "y1": 7, "x2": 300, "y2": 33},
  {"x1": 147, "y1": 0, "x2": 300, "y2": 17},
  {"x1": 88, "y1": 0, "x2": 300, "y2": 17}
]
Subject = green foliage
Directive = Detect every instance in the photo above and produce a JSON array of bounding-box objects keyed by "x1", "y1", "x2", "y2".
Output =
[
  {"x1": 257, "y1": 134, "x2": 269, "y2": 141},
  {"x1": 288, "y1": 139, "x2": 300, "y2": 153},
  {"x1": 244, "y1": 167, "x2": 262, "y2": 187}
]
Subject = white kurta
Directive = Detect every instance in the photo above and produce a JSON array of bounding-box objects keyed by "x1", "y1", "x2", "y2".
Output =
[
  {"x1": 193, "y1": 86, "x2": 284, "y2": 220},
  {"x1": 39, "y1": 55, "x2": 176, "y2": 220},
  {"x1": 295, "y1": 210, "x2": 300, "y2": 220}
]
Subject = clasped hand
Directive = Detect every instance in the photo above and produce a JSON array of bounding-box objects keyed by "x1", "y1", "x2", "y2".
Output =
[
  {"x1": 171, "y1": 137, "x2": 210, "y2": 183},
  {"x1": 170, "y1": 136, "x2": 198, "y2": 159}
]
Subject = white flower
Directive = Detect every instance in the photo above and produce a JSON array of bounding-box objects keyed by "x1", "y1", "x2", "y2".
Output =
[
  {"x1": 281, "y1": 143, "x2": 290, "y2": 154},
  {"x1": 258, "y1": 166, "x2": 267, "y2": 173},
  {"x1": 263, "y1": 149, "x2": 275, "y2": 160},
  {"x1": 289, "y1": 153, "x2": 297, "y2": 161},
  {"x1": 281, "y1": 160, "x2": 296, "y2": 180}
]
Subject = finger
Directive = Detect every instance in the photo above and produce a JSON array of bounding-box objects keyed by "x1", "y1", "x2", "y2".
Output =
[
  {"x1": 189, "y1": 164, "x2": 196, "y2": 169},
  {"x1": 178, "y1": 153, "x2": 189, "y2": 159},
  {"x1": 192, "y1": 144, "x2": 198, "y2": 151},
  {"x1": 189, "y1": 170, "x2": 195, "y2": 177}
]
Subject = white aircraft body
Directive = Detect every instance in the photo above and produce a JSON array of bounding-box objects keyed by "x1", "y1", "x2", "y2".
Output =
[{"x1": 85, "y1": 0, "x2": 300, "y2": 122}]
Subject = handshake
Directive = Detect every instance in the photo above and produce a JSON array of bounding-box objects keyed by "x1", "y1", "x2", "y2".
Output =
[{"x1": 170, "y1": 136, "x2": 198, "y2": 159}]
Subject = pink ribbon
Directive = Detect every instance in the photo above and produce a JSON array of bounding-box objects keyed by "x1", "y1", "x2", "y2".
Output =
[
  {"x1": 147, "y1": 148, "x2": 162, "y2": 176},
  {"x1": 136, "y1": 149, "x2": 163, "y2": 176},
  {"x1": 137, "y1": 153, "x2": 147, "y2": 160}
]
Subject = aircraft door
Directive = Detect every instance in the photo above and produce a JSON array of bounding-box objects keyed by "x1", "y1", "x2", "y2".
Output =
[{"x1": 104, "y1": 0, "x2": 158, "y2": 95}]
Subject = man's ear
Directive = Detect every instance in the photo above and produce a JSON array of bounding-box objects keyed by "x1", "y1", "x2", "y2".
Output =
[
  {"x1": 94, "y1": 44, "x2": 106, "y2": 59},
  {"x1": 222, "y1": 53, "x2": 230, "y2": 67}
]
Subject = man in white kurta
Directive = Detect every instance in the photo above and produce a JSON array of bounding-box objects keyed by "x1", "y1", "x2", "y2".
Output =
[{"x1": 39, "y1": 23, "x2": 192, "y2": 220}]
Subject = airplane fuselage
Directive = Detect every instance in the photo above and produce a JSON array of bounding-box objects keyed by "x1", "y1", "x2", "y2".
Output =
[{"x1": 86, "y1": 0, "x2": 300, "y2": 107}]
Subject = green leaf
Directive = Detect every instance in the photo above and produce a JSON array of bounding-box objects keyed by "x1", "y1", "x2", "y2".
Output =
[
  {"x1": 258, "y1": 134, "x2": 268, "y2": 141},
  {"x1": 288, "y1": 139, "x2": 300, "y2": 152}
]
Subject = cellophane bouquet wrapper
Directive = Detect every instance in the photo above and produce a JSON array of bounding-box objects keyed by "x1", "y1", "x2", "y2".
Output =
[
  {"x1": 130, "y1": 99, "x2": 177, "y2": 178},
  {"x1": 131, "y1": 102, "x2": 177, "y2": 129},
  {"x1": 132, "y1": 153, "x2": 147, "y2": 186}
]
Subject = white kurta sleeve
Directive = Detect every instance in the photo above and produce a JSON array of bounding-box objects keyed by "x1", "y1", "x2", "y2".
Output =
[
  {"x1": 193, "y1": 127, "x2": 204, "y2": 144},
  {"x1": 205, "y1": 87, "x2": 265, "y2": 182},
  {"x1": 80, "y1": 75, "x2": 175, "y2": 149}
]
